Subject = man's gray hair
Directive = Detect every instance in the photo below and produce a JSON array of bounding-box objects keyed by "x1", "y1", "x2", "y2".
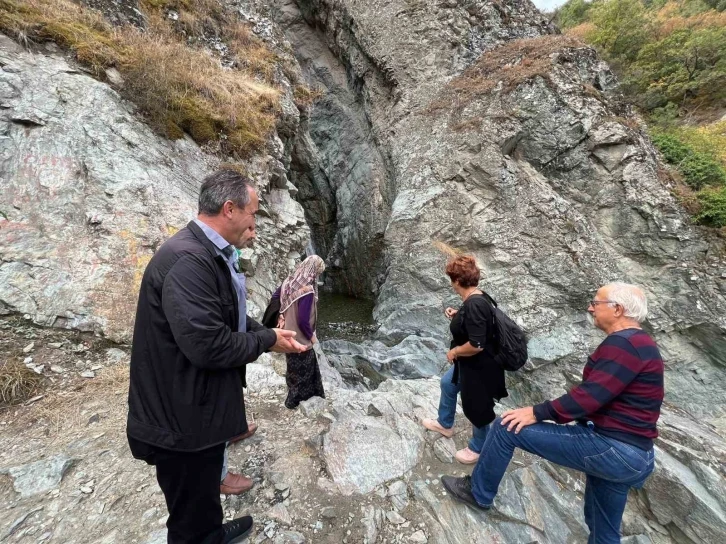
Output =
[
  {"x1": 605, "y1": 282, "x2": 648, "y2": 323},
  {"x1": 198, "y1": 169, "x2": 253, "y2": 215}
]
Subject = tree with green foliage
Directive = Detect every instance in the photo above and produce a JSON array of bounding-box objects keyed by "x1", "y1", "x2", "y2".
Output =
[
  {"x1": 633, "y1": 25, "x2": 726, "y2": 109},
  {"x1": 556, "y1": 0, "x2": 594, "y2": 29},
  {"x1": 586, "y1": 0, "x2": 651, "y2": 61},
  {"x1": 555, "y1": 0, "x2": 726, "y2": 230}
]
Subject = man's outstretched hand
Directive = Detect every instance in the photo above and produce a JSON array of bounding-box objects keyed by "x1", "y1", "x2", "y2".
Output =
[
  {"x1": 271, "y1": 329, "x2": 309, "y2": 353},
  {"x1": 500, "y1": 406, "x2": 536, "y2": 434}
]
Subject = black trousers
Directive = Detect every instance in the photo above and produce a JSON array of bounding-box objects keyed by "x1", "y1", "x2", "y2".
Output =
[{"x1": 128, "y1": 436, "x2": 225, "y2": 544}]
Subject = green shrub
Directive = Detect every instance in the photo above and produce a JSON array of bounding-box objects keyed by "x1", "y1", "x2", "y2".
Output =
[
  {"x1": 680, "y1": 153, "x2": 726, "y2": 189},
  {"x1": 555, "y1": 0, "x2": 594, "y2": 29},
  {"x1": 695, "y1": 186, "x2": 726, "y2": 227},
  {"x1": 651, "y1": 132, "x2": 726, "y2": 189},
  {"x1": 651, "y1": 133, "x2": 691, "y2": 163}
]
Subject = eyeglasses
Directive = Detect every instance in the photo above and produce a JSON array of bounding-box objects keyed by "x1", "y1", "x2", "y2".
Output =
[{"x1": 589, "y1": 300, "x2": 618, "y2": 307}]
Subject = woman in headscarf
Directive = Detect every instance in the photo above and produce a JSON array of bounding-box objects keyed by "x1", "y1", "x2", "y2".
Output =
[{"x1": 277, "y1": 255, "x2": 326, "y2": 409}]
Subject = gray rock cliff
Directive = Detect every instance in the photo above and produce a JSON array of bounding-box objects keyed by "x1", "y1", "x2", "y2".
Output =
[{"x1": 0, "y1": 1, "x2": 725, "y2": 543}]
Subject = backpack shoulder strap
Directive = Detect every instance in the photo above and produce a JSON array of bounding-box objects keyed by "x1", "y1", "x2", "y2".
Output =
[{"x1": 480, "y1": 291, "x2": 498, "y2": 308}]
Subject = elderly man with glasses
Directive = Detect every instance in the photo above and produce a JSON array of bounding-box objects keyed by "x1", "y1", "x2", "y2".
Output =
[{"x1": 442, "y1": 282, "x2": 664, "y2": 544}]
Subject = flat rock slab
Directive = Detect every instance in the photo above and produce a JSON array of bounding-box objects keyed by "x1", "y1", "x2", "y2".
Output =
[
  {"x1": 2, "y1": 454, "x2": 76, "y2": 498},
  {"x1": 300, "y1": 396, "x2": 327, "y2": 419},
  {"x1": 323, "y1": 410, "x2": 424, "y2": 495},
  {"x1": 433, "y1": 437, "x2": 456, "y2": 464}
]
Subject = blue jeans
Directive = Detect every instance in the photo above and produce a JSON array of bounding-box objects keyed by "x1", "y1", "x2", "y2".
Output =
[
  {"x1": 471, "y1": 418, "x2": 655, "y2": 544},
  {"x1": 437, "y1": 365, "x2": 489, "y2": 453}
]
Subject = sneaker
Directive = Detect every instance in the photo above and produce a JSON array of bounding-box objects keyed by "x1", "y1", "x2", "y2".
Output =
[
  {"x1": 455, "y1": 447, "x2": 480, "y2": 465},
  {"x1": 441, "y1": 475, "x2": 490, "y2": 511},
  {"x1": 220, "y1": 472, "x2": 254, "y2": 495},
  {"x1": 221, "y1": 515, "x2": 253, "y2": 543},
  {"x1": 422, "y1": 418, "x2": 455, "y2": 439}
]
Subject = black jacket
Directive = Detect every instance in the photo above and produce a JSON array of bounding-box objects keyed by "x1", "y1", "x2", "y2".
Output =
[
  {"x1": 127, "y1": 221, "x2": 277, "y2": 452},
  {"x1": 450, "y1": 294, "x2": 508, "y2": 428}
]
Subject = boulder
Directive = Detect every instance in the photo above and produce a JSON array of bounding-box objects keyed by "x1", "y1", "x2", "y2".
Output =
[{"x1": 2, "y1": 454, "x2": 76, "y2": 498}]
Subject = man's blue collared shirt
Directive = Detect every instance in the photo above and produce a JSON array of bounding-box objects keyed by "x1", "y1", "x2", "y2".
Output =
[{"x1": 193, "y1": 219, "x2": 247, "y2": 333}]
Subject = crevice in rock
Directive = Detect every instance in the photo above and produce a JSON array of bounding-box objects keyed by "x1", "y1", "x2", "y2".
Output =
[
  {"x1": 10, "y1": 117, "x2": 44, "y2": 128},
  {"x1": 278, "y1": 0, "x2": 397, "y2": 300}
]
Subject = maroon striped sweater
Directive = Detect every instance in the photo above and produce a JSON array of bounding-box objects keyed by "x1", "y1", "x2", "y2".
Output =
[{"x1": 533, "y1": 328, "x2": 664, "y2": 450}]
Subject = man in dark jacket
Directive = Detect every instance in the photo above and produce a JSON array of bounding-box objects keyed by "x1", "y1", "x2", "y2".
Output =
[{"x1": 127, "y1": 169, "x2": 307, "y2": 544}]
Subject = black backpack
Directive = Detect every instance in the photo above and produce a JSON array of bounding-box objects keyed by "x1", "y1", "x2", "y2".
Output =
[{"x1": 480, "y1": 292, "x2": 529, "y2": 372}]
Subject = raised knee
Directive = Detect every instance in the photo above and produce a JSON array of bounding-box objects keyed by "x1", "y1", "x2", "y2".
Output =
[
  {"x1": 440, "y1": 374, "x2": 455, "y2": 390},
  {"x1": 490, "y1": 418, "x2": 512, "y2": 439}
]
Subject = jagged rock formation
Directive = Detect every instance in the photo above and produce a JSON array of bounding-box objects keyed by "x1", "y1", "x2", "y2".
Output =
[
  {"x1": 0, "y1": 35, "x2": 308, "y2": 342},
  {"x1": 250, "y1": 1, "x2": 726, "y2": 542},
  {"x1": 1, "y1": 1, "x2": 725, "y2": 543},
  {"x1": 267, "y1": 0, "x2": 726, "y2": 413}
]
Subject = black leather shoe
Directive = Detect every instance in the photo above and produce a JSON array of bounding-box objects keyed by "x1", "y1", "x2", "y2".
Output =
[
  {"x1": 442, "y1": 475, "x2": 491, "y2": 511},
  {"x1": 221, "y1": 515, "x2": 253, "y2": 543}
]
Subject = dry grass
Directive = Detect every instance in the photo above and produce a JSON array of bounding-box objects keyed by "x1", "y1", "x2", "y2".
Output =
[
  {"x1": 293, "y1": 84, "x2": 324, "y2": 108},
  {"x1": 427, "y1": 35, "x2": 584, "y2": 126},
  {"x1": 0, "y1": 0, "x2": 120, "y2": 70},
  {"x1": 10, "y1": 364, "x2": 129, "y2": 439},
  {"x1": 121, "y1": 23, "x2": 279, "y2": 152},
  {"x1": 225, "y1": 22, "x2": 278, "y2": 83},
  {"x1": 0, "y1": 360, "x2": 44, "y2": 406},
  {"x1": 0, "y1": 0, "x2": 284, "y2": 157},
  {"x1": 566, "y1": 22, "x2": 596, "y2": 42}
]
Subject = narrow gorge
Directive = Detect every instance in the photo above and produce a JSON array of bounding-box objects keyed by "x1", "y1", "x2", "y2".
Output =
[{"x1": 0, "y1": 1, "x2": 725, "y2": 543}]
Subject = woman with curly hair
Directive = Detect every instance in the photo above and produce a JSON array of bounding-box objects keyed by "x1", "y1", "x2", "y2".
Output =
[{"x1": 422, "y1": 255, "x2": 507, "y2": 464}]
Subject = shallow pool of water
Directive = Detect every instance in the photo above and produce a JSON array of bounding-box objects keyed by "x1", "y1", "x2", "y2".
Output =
[{"x1": 316, "y1": 292, "x2": 377, "y2": 343}]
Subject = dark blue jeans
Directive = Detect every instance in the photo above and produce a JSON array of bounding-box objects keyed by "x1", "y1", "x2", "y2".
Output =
[
  {"x1": 471, "y1": 418, "x2": 655, "y2": 544},
  {"x1": 437, "y1": 365, "x2": 489, "y2": 452}
]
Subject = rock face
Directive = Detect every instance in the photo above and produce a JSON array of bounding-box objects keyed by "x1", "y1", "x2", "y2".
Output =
[
  {"x1": 0, "y1": 34, "x2": 308, "y2": 343},
  {"x1": 321, "y1": 379, "x2": 437, "y2": 494},
  {"x1": 242, "y1": 1, "x2": 725, "y2": 542},
  {"x1": 267, "y1": 0, "x2": 726, "y2": 415},
  {"x1": 1, "y1": 1, "x2": 726, "y2": 544}
]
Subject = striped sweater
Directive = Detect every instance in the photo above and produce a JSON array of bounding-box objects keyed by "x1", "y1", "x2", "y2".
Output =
[{"x1": 533, "y1": 328, "x2": 664, "y2": 450}]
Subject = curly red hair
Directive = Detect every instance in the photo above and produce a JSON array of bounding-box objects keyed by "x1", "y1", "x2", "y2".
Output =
[{"x1": 446, "y1": 255, "x2": 480, "y2": 288}]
